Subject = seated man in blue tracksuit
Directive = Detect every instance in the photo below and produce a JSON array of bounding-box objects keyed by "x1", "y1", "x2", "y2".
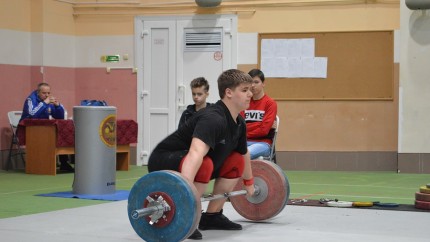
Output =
[
  {"x1": 20, "y1": 83, "x2": 65, "y2": 121},
  {"x1": 20, "y1": 82, "x2": 74, "y2": 172}
]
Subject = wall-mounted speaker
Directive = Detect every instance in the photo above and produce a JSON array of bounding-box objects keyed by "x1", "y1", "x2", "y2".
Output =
[
  {"x1": 195, "y1": 0, "x2": 222, "y2": 8},
  {"x1": 406, "y1": 0, "x2": 430, "y2": 10}
]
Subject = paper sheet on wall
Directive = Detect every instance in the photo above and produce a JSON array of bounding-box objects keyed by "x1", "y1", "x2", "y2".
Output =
[
  {"x1": 313, "y1": 57, "x2": 328, "y2": 78},
  {"x1": 300, "y1": 38, "x2": 315, "y2": 57},
  {"x1": 301, "y1": 57, "x2": 328, "y2": 78},
  {"x1": 261, "y1": 38, "x2": 327, "y2": 78}
]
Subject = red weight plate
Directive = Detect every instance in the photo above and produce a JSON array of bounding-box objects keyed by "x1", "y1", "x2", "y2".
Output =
[
  {"x1": 230, "y1": 160, "x2": 289, "y2": 221},
  {"x1": 415, "y1": 192, "x2": 430, "y2": 202},
  {"x1": 143, "y1": 191, "x2": 176, "y2": 227},
  {"x1": 415, "y1": 200, "x2": 430, "y2": 210}
]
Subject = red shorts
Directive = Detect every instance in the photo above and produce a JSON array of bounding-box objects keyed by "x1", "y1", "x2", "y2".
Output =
[{"x1": 179, "y1": 152, "x2": 245, "y2": 183}]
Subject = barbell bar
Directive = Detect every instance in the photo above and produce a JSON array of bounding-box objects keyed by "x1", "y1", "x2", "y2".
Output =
[{"x1": 131, "y1": 186, "x2": 261, "y2": 221}]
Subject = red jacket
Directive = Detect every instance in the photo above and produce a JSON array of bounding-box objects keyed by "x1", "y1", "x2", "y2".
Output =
[{"x1": 241, "y1": 94, "x2": 277, "y2": 145}]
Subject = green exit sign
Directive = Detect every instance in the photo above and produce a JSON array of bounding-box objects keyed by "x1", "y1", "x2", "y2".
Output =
[{"x1": 101, "y1": 55, "x2": 120, "y2": 63}]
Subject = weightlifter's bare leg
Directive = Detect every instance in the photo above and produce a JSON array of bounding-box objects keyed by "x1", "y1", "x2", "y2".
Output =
[
  {"x1": 194, "y1": 182, "x2": 208, "y2": 197},
  {"x1": 206, "y1": 177, "x2": 239, "y2": 212}
]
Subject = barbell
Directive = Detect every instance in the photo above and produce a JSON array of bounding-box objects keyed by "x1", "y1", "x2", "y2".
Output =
[
  {"x1": 127, "y1": 159, "x2": 290, "y2": 242},
  {"x1": 130, "y1": 186, "x2": 261, "y2": 221}
]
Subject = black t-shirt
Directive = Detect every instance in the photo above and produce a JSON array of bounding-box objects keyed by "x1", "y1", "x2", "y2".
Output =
[
  {"x1": 151, "y1": 100, "x2": 248, "y2": 174},
  {"x1": 178, "y1": 103, "x2": 212, "y2": 129}
]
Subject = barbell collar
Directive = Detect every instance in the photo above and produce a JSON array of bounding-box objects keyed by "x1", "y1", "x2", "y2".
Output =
[{"x1": 131, "y1": 205, "x2": 162, "y2": 220}]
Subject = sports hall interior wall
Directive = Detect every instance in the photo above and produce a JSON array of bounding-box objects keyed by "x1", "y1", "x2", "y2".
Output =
[{"x1": 0, "y1": 0, "x2": 428, "y2": 173}]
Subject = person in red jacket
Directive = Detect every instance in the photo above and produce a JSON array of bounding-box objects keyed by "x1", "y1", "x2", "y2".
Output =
[{"x1": 243, "y1": 69, "x2": 277, "y2": 159}]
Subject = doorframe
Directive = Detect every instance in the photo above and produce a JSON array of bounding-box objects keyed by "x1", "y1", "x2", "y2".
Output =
[{"x1": 134, "y1": 14, "x2": 238, "y2": 165}]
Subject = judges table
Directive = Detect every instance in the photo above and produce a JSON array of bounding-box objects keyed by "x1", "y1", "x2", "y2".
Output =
[{"x1": 18, "y1": 119, "x2": 137, "y2": 175}]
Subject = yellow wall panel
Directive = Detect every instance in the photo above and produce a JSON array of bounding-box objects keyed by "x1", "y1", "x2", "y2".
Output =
[
  {"x1": 31, "y1": 0, "x2": 44, "y2": 32},
  {"x1": 238, "y1": 5, "x2": 400, "y2": 33},
  {"x1": 71, "y1": 3, "x2": 399, "y2": 36},
  {"x1": 75, "y1": 16, "x2": 134, "y2": 36},
  {"x1": 0, "y1": 0, "x2": 75, "y2": 34},
  {"x1": 0, "y1": 0, "x2": 32, "y2": 31},
  {"x1": 0, "y1": 1, "x2": 400, "y2": 35},
  {"x1": 42, "y1": 0, "x2": 75, "y2": 35}
]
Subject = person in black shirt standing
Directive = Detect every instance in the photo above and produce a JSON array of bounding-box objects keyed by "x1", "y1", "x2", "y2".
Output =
[
  {"x1": 178, "y1": 77, "x2": 211, "y2": 128},
  {"x1": 148, "y1": 69, "x2": 255, "y2": 240}
]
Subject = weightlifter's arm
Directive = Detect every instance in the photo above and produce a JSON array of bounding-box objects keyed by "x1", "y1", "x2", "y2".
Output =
[
  {"x1": 242, "y1": 150, "x2": 255, "y2": 196},
  {"x1": 181, "y1": 137, "x2": 210, "y2": 183}
]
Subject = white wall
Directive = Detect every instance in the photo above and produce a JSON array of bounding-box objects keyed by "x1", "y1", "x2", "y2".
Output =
[
  {"x1": 237, "y1": 33, "x2": 258, "y2": 64},
  {"x1": 0, "y1": 29, "x2": 31, "y2": 65},
  {"x1": 0, "y1": 28, "x2": 134, "y2": 68},
  {"x1": 76, "y1": 36, "x2": 134, "y2": 68},
  {"x1": 399, "y1": 0, "x2": 430, "y2": 153},
  {"x1": 0, "y1": 29, "x2": 76, "y2": 67}
]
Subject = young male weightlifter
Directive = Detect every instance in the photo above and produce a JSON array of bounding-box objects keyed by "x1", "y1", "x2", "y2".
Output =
[{"x1": 148, "y1": 69, "x2": 255, "y2": 240}]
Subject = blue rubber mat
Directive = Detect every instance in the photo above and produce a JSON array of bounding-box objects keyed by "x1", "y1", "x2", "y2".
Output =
[{"x1": 35, "y1": 190, "x2": 130, "y2": 201}]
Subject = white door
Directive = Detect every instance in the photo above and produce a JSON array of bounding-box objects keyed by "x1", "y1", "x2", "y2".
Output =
[
  {"x1": 135, "y1": 20, "x2": 176, "y2": 165},
  {"x1": 135, "y1": 15, "x2": 237, "y2": 165}
]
